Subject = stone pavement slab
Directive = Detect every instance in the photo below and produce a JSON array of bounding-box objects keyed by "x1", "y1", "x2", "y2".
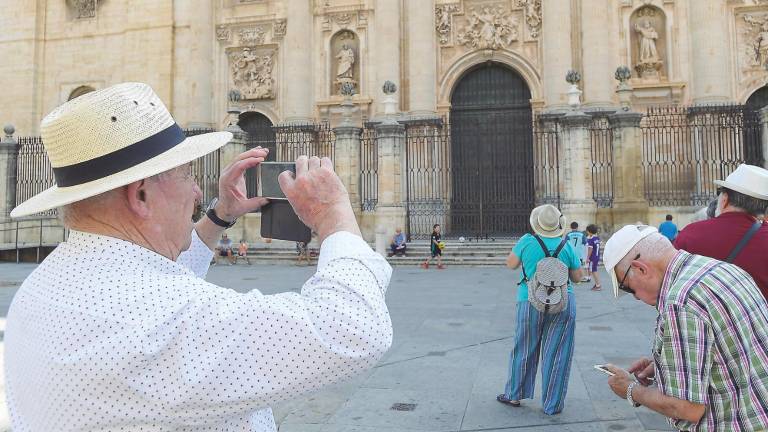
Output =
[{"x1": 0, "y1": 262, "x2": 673, "y2": 431}]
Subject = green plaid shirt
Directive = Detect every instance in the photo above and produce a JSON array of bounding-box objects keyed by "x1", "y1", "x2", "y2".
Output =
[{"x1": 654, "y1": 251, "x2": 768, "y2": 431}]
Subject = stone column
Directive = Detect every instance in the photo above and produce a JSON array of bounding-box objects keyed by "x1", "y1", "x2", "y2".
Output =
[
  {"x1": 220, "y1": 123, "x2": 249, "y2": 242},
  {"x1": 334, "y1": 126, "x2": 363, "y2": 214},
  {"x1": 580, "y1": 0, "x2": 615, "y2": 108},
  {"x1": 559, "y1": 112, "x2": 596, "y2": 226},
  {"x1": 541, "y1": 0, "x2": 573, "y2": 111},
  {"x1": 188, "y1": 0, "x2": 214, "y2": 127},
  {"x1": 374, "y1": 121, "x2": 407, "y2": 248},
  {"x1": 688, "y1": 3, "x2": 731, "y2": 104},
  {"x1": 607, "y1": 112, "x2": 649, "y2": 230},
  {"x1": 760, "y1": 106, "x2": 768, "y2": 169},
  {"x1": 406, "y1": 0, "x2": 437, "y2": 116},
  {"x1": 283, "y1": 0, "x2": 314, "y2": 123},
  {"x1": 0, "y1": 125, "x2": 18, "y2": 223},
  {"x1": 375, "y1": 0, "x2": 401, "y2": 116}
]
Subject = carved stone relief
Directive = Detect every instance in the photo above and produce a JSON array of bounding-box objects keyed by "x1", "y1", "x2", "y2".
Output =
[
  {"x1": 273, "y1": 19, "x2": 287, "y2": 39},
  {"x1": 216, "y1": 25, "x2": 232, "y2": 42},
  {"x1": 228, "y1": 47, "x2": 275, "y2": 100},
  {"x1": 630, "y1": 6, "x2": 666, "y2": 81},
  {"x1": 69, "y1": 0, "x2": 97, "y2": 19},
  {"x1": 322, "y1": 10, "x2": 368, "y2": 32},
  {"x1": 239, "y1": 26, "x2": 267, "y2": 45},
  {"x1": 741, "y1": 12, "x2": 768, "y2": 70},
  {"x1": 457, "y1": 5, "x2": 519, "y2": 50},
  {"x1": 516, "y1": 0, "x2": 542, "y2": 39},
  {"x1": 436, "y1": 4, "x2": 461, "y2": 45},
  {"x1": 330, "y1": 31, "x2": 359, "y2": 95}
]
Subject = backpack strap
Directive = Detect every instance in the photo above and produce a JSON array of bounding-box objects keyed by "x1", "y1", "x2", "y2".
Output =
[
  {"x1": 726, "y1": 221, "x2": 763, "y2": 263},
  {"x1": 552, "y1": 238, "x2": 569, "y2": 259},
  {"x1": 533, "y1": 235, "x2": 551, "y2": 257}
]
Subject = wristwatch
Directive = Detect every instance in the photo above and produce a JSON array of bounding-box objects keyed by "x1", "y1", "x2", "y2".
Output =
[
  {"x1": 205, "y1": 197, "x2": 237, "y2": 229},
  {"x1": 627, "y1": 381, "x2": 641, "y2": 408}
]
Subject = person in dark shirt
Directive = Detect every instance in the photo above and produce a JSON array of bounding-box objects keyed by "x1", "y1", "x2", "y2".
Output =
[
  {"x1": 421, "y1": 224, "x2": 444, "y2": 269},
  {"x1": 674, "y1": 164, "x2": 768, "y2": 299},
  {"x1": 585, "y1": 224, "x2": 602, "y2": 291}
]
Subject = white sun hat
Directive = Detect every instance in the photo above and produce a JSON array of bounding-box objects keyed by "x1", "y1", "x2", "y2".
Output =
[
  {"x1": 714, "y1": 164, "x2": 768, "y2": 201},
  {"x1": 10, "y1": 83, "x2": 232, "y2": 218},
  {"x1": 603, "y1": 225, "x2": 658, "y2": 298},
  {"x1": 529, "y1": 204, "x2": 566, "y2": 238}
]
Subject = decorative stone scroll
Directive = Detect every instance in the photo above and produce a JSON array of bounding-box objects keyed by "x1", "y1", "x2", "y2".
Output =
[
  {"x1": 742, "y1": 13, "x2": 768, "y2": 70},
  {"x1": 216, "y1": 25, "x2": 231, "y2": 42},
  {"x1": 69, "y1": 0, "x2": 97, "y2": 19},
  {"x1": 435, "y1": 4, "x2": 460, "y2": 45},
  {"x1": 273, "y1": 19, "x2": 287, "y2": 39},
  {"x1": 457, "y1": 5, "x2": 519, "y2": 50},
  {"x1": 239, "y1": 26, "x2": 267, "y2": 45},
  {"x1": 516, "y1": 0, "x2": 542, "y2": 39},
  {"x1": 229, "y1": 47, "x2": 275, "y2": 100}
]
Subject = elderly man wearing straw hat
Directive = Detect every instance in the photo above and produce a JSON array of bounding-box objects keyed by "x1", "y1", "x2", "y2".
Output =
[
  {"x1": 497, "y1": 204, "x2": 583, "y2": 415},
  {"x1": 673, "y1": 164, "x2": 768, "y2": 299},
  {"x1": 4, "y1": 83, "x2": 393, "y2": 431},
  {"x1": 601, "y1": 225, "x2": 768, "y2": 431}
]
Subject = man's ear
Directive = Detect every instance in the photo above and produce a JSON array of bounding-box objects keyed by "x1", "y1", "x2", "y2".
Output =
[
  {"x1": 631, "y1": 259, "x2": 650, "y2": 277},
  {"x1": 125, "y1": 180, "x2": 151, "y2": 218}
]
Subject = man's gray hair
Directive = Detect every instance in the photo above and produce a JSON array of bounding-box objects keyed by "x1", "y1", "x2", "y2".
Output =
[{"x1": 615, "y1": 231, "x2": 673, "y2": 273}]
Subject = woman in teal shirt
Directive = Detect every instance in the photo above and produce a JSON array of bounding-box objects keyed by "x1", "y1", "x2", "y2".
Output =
[{"x1": 497, "y1": 205, "x2": 583, "y2": 415}]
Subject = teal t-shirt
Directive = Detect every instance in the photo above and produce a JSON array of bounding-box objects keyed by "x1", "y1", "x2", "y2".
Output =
[{"x1": 513, "y1": 234, "x2": 581, "y2": 302}]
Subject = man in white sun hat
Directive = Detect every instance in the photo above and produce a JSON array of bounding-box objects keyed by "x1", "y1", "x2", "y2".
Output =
[
  {"x1": 4, "y1": 83, "x2": 392, "y2": 431},
  {"x1": 600, "y1": 224, "x2": 768, "y2": 431},
  {"x1": 674, "y1": 164, "x2": 768, "y2": 299}
]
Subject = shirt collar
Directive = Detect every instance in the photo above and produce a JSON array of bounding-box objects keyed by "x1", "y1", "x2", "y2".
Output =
[
  {"x1": 657, "y1": 250, "x2": 691, "y2": 312},
  {"x1": 65, "y1": 230, "x2": 195, "y2": 276}
]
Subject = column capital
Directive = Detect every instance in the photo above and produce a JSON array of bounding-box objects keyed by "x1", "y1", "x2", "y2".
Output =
[
  {"x1": 560, "y1": 111, "x2": 592, "y2": 128},
  {"x1": 333, "y1": 126, "x2": 362, "y2": 138},
  {"x1": 608, "y1": 112, "x2": 643, "y2": 129},
  {"x1": 374, "y1": 122, "x2": 405, "y2": 138}
]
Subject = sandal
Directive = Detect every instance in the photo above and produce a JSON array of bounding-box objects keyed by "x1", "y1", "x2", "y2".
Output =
[
  {"x1": 496, "y1": 394, "x2": 521, "y2": 407},
  {"x1": 591, "y1": 284, "x2": 602, "y2": 291}
]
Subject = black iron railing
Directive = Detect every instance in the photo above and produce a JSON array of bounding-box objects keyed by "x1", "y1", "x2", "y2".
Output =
[
  {"x1": 533, "y1": 119, "x2": 561, "y2": 208},
  {"x1": 273, "y1": 122, "x2": 335, "y2": 162},
  {"x1": 641, "y1": 105, "x2": 759, "y2": 207},
  {"x1": 15, "y1": 136, "x2": 56, "y2": 216},
  {"x1": 360, "y1": 123, "x2": 378, "y2": 211},
  {"x1": 589, "y1": 116, "x2": 614, "y2": 208}
]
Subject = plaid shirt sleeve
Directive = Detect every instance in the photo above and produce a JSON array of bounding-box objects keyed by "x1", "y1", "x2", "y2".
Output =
[{"x1": 657, "y1": 303, "x2": 713, "y2": 407}]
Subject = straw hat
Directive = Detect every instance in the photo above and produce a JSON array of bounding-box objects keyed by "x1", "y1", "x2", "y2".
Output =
[
  {"x1": 10, "y1": 83, "x2": 232, "y2": 218},
  {"x1": 529, "y1": 204, "x2": 566, "y2": 238},
  {"x1": 714, "y1": 164, "x2": 768, "y2": 201}
]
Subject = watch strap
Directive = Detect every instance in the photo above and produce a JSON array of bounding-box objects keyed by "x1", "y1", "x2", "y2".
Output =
[
  {"x1": 627, "y1": 381, "x2": 641, "y2": 408},
  {"x1": 206, "y1": 207, "x2": 236, "y2": 229}
]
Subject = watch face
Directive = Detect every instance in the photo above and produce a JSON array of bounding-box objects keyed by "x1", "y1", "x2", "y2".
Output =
[{"x1": 206, "y1": 197, "x2": 218, "y2": 212}]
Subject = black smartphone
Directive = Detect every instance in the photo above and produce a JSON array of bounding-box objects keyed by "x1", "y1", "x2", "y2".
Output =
[{"x1": 260, "y1": 200, "x2": 311, "y2": 243}]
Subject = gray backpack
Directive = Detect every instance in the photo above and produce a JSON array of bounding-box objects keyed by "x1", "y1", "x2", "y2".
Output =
[{"x1": 521, "y1": 236, "x2": 569, "y2": 314}]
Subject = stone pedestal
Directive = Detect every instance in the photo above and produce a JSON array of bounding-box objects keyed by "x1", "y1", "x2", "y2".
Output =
[
  {"x1": 606, "y1": 112, "x2": 649, "y2": 232},
  {"x1": 333, "y1": 126, "x2": 362, "y2": 214},
  {"x1": 0, "y1": 125, "x2": 18, "y2": 226},
  {"x1": 760, "y1": 106, "x2": 768, "y2": 170},
  {"x1": 559, "y1": 112, "x2": 596, "y2": 227},
  {"x1": 374, "y1": 122, "x2": 407, "y2": 241}
]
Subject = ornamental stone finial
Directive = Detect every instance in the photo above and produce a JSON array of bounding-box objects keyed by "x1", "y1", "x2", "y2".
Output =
[
  {"x1": 4, "y1": 125, "x2": 15, "y2": 137},
  {"x1": 340, "y1": 82, "x2": 357, "y2": 97},
  {"x1": 615, "y1": 66, "x2": 632, "y2": 84},
  {"x1": 382, "y1": 80, "x2": 397, "y2": 95},
  {"x1": 565, "y1": 69, "x2": 581, "y2": 85},
  {"x1": 228, "y1": 89, "x2": 242, "y2": 104}
]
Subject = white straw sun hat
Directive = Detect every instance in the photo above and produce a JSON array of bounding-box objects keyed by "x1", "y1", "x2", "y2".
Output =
[
  {"x1": 714, "y1": 164, "x2": 768, "y2": 201},
  {"x1": 10, "y1": 83, "x2": 232, "y2": 218},
  {"x1": 529, "y1": 204, "x2": 566, "y2": 238}
]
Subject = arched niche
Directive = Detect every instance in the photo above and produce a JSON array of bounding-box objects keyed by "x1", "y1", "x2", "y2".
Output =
[
  {"x1": 329, "y1": 30, "x2": 359, "y2": 96},
  {"x1": 68, "y1": 85, "x2": 96, "y2": 101},
  {"x1": 630, "y1": 6, "x2": 667, "y2": 81},
  {"x1": 238, "y1": 111, "x2": 276, "y2": 201}
]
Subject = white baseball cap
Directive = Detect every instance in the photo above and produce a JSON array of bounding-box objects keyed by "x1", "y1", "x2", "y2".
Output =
[{"x1": 603, "y1": 225, "x2": 659, "y2": 298}]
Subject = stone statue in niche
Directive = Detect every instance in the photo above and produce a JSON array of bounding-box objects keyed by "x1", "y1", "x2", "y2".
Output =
[
  {"x1": 632, "y1": 7, "x2": 664, "y2": 81},
  {"x1": 230, "y1": 47, "x2": 275, "y2": 100},
  {"x1": 336, "y1": 44, "x2": 355, "y2": 80}
]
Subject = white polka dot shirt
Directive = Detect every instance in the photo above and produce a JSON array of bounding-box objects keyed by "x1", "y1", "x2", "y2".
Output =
[{"x1": 4, "y1": 229, "x2": 392, "y2": 431}]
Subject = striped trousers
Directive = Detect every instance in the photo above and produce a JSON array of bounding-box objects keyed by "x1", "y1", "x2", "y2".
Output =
[{"x1": 503, "y1": 293, "x2": 576, "y2": 415}]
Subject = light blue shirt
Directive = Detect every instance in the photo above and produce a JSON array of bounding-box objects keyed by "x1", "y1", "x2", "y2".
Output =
[
  {"x1": 513, "y1": 234, "x2": 581, "y2": 302},
  {"x1": 566, "y1": 230, "x2": 586, "y2": 261},
  {"x1": 393, "y1": 232, "x2": 406, "y2": 246}
]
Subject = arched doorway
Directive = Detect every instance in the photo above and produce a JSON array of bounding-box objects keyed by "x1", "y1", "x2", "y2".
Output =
[
  {"x1": 238, "y1": 112, "x2": 276, "y2": 200},
  {"x1": 745, "y1": 87, "x2": 768, "y2": 166},
  {"x1": 68, "y1": 85, "x2": 95, "y2": 101},
  {"x1": 450, "y1": 62, "x2": 534, "y2": 236}
]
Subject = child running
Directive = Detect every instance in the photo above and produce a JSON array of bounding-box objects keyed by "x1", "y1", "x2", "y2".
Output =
[
  {"x1": 585, "y1": 224, "x2": 602, "y2": 291},
  {"x1": 421, "y1": 224, "x2": 445, "y2": 269}
]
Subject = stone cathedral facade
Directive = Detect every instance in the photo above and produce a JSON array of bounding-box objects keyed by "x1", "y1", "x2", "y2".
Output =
[{"x1": 2, "y1": 0, "x2": 768, "y2": 241}]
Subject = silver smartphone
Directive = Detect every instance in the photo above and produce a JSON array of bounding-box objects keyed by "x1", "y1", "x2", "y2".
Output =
[
  {"x1": 593, "y1": 364, "x2": 615, "y2": 376},
  {"x1": 257, "y1": 162, "x2": 295, "y2": 200}
]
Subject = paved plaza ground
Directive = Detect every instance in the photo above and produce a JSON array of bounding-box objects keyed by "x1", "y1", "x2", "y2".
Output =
[{"x1": 0, "y1": 261, "x2": 673, "y2": 431}]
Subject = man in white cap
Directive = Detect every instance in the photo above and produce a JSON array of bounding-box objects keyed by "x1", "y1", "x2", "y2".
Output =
[
  {"x1": 601, "y1": 225, "x2": 768, "y2": 431},
  {"x1": 674, "y1": 164, "x2": 768, "y2": 299},
  {"x1": 4, "y1": 83, "x2": 392, "y2": 431}
]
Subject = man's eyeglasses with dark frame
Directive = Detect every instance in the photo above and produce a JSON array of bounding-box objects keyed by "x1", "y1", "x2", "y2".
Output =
[{"x1": 617, "y1": 253, "x2": 641, "y2": 295}]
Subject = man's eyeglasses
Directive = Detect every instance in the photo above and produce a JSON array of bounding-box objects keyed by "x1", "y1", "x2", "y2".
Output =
[{"x1": 617, "y1": 253, "x2": 640, "y2": 295}]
